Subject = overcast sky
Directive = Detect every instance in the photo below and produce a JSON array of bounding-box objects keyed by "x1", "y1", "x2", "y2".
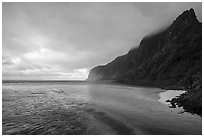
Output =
[{"x1": 2, "y1": 2, "x2": 202, "y2": 80}]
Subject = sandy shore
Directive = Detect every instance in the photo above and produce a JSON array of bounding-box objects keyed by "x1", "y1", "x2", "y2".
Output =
[{"x1": 158, "y1": 90, "x2": 186, "y2": 105}]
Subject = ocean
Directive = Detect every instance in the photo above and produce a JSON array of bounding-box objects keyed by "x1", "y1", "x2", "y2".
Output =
[{"x1": 2, "y1": 81, "x2": 202, "y2": 135}]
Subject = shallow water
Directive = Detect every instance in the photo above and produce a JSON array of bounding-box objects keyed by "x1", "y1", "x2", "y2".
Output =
[
  {"x1": 158, "y1": 90, "x2": 186, "y2": 105},
  {"x1": 2, "y1": 82, "x2": 202, "y2": 135}
]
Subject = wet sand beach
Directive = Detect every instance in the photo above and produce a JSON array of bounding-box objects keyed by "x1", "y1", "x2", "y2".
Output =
[{"x1": 2, "y1": 82, "x2": 202, "y2": 135}]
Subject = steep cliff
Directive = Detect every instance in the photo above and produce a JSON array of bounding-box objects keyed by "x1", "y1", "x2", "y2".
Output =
[
  {"x1": 88, "y1": 8, "x2": 201, "y2": 87},
  {"x1": 88, "y1": 9, "x2": 202, "y2": 115}
]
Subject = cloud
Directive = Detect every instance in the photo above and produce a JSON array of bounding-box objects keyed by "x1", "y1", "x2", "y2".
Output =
[
  {"x1": 23, "y1": 48, "x2": 67, "y2": 64},
  {"x1": 2, "y1": 2, "x2": 202, "y2": 80}
]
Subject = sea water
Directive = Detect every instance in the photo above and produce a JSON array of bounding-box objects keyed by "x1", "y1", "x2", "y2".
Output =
[{"x1": 2, "y1": 81, "x2": 202, "y2": 135}]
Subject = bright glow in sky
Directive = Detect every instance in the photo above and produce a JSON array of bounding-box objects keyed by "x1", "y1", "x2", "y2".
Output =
[{"x1": 2, "y1": 2, "x2": 202, "y2": 80}]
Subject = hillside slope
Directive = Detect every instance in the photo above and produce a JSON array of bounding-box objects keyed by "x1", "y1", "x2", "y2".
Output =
[{"x1": 88, "y1": 9, "x2": 202, "y2": 116}]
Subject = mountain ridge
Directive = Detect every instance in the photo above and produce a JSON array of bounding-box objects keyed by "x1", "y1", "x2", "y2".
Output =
[{"x1": 87, "y1": 8, "x2": 202, "y2": 115}]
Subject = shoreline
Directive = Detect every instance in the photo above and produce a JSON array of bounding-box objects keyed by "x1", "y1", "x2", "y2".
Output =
[
  {"x1": 100, "y1": 80, "x2": 202, "y2": 116},
  {"x1": 158, "y1": 90, "x2": 187, "y2": 105}
]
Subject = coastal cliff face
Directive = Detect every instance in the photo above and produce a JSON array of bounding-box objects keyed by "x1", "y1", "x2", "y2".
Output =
[
  {"x1": 88, "y1": 9, "x2": 201, "y2": 88},
  {"x1": 88, "y1": 9, "x2": 202, "y2": 115}
]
